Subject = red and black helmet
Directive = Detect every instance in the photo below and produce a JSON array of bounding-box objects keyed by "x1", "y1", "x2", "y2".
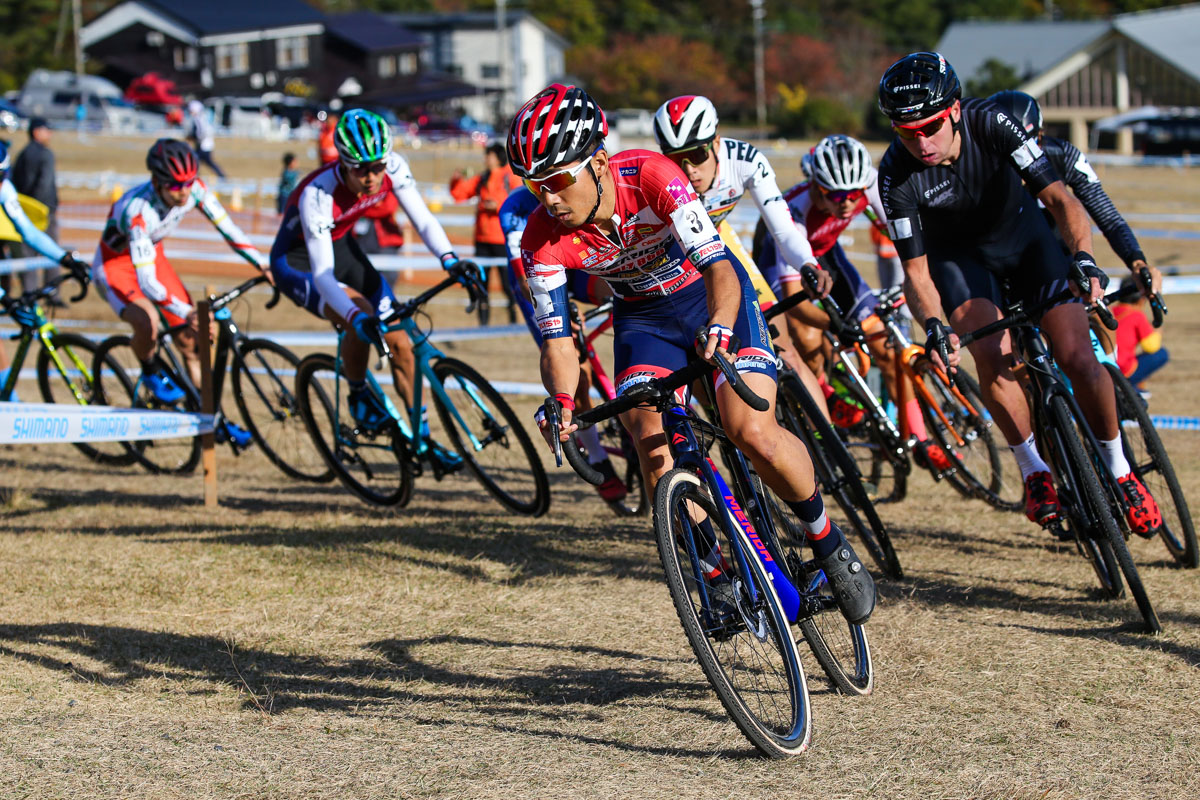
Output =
[
  {"x1": 507, "y1": 83, "x2": 608, "y2": 178},
  {"x1": 653, "y1": 95, "x2": 718, "y2": 153},
  {"x1": 146, "y1": 138, "x2": 199, "y2": 185}
]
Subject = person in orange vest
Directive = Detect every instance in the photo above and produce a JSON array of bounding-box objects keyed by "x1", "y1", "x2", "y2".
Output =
[
  {"x1": 450, "y1": 142, "x2": 522, "y2": 325},
  {"x1": 318, "y1": 112, "x2": 340, "y2": 166}
]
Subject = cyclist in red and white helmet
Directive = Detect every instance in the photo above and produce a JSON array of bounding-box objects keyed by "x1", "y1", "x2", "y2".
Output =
[
  {"x1": 652, "y1": 94, "x2": 832, "y2": 415},
  {"x1": 93, "y1": 138, "x2": 270, "y2": 425},
  {"x1": 516, "y1": 83, "x2": 875, "y2": 626}
]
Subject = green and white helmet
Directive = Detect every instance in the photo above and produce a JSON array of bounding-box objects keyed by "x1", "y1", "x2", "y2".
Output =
[{"x1": 335, "y1": 109, "x2": 393, "y2": 166}]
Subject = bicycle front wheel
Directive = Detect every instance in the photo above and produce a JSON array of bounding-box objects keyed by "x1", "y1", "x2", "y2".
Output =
[
  {"x1": 1047, "y1": 394, "x2": 1160, "y2": 633},
  {"x1": 295, "y1": 353, "x2": 412, "y2": 507},
  {"x1": 430, "y1": 358, "x2": 549, "y2": 517},
  {"x1": 1107, "y1": 363, "x2": 1197, "y2": 568},
  {"x1": 93, "y1": 335, "x2": 201, "y2": 475},
  {"x1": 37, "y1": 332, "x2": 137, "y2": 466},
  {"x1": 654, "y1": 468, "x2": 811, "y2": 757},
  {"x1": 232, "y1": 337, "x2": 332, "y2": 483}
]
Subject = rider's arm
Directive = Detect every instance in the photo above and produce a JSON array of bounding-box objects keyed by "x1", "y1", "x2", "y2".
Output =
[
  {"x1": 877, "y1": 157, "x2": 944, "y2": 326},
  {"x1": 746, "y1": 154, "x2": 818, "y2": 270},
  {"x1": 1058, "y1": 141, "x2": 1146, "y2": 268},
  {"x1": 899, "y1": 254, "x2": 944, "y2": 329},
  {"x1": 192, "y1": 180, "x2": 268, "y2": 271},
  {"x1": 0, "y1": 179, "x2": 66, "y2": 263},
  {"x1": 126, "y1": 213, "x2": 193, "y2": 321},
  {"x1": 388, "y1": 154, "x2": 455, "y2": 261},
  {"x1": 1038, "y1": 181, "x2": 1094, "y2": 259},
  {"x1": 524, "y1": 243, "x2": 579, "y2": 399},
  {"x1": 297, "y1": 183, "x2": 361, "y2": 323}
]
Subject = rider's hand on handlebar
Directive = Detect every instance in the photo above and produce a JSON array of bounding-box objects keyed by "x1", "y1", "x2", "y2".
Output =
[
  {"x1": 59, "y1": 252, "x2": 90, "y2": 284},
  {"x1": 802, "y1": 264, "x2": 833, "y2": 298},
  {"x1": 1069, "y1": 251, "x2": 1107, "y2": 303},
  {"x1": 534, "y1": 394, "x2": 577, "y2": 451},
  {"x1": 923, "y1": 317, "x2": 960, "y2": 374},
  {"x1": 348, "y1": 310, "x2": 382, "y2": 346},
  {"x1": 699, "y1": 323, "x2": 734, "y2": 362},
  {"x1": 1131, "y1": 260, "x2": 1162, "y2": 296}
]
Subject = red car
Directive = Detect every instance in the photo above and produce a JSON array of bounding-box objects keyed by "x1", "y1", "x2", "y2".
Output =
[{"x1": 125, "y1": 73, "x2": 183, "y2": 108}]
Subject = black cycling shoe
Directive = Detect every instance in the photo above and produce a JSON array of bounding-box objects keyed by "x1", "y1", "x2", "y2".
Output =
[{"x1": 815, "y1": 536, "x2": 876, "y2": 625}]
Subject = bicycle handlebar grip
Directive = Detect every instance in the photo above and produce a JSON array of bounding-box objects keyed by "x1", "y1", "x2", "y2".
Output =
[
  {"x1": 1093, "y1": 299, "x2": 1119, "y2": 331},
  {"x1": 711, "y1": 346, "x2": 770, "y2": 412},
  {"x1": 545, "y1": 397, "x2": 606, "y2": 485},
  {"x1": 802, "y1": 265, "x2": 849, "y2": 336},
  {"x1": 1139, "y1": 266, "x2": 1166, "y2": 328},
  {"x1": 67, "y1": 273, "x2": 88, "y2": 303},
  {"x1": 266, "y1": 283, "x2": 281, "y2": 310}
]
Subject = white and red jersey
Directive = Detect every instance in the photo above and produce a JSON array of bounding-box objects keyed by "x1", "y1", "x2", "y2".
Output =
[
  {"x1": 271, "y1": 151, "x2": 454, "y2": 322},
  {"x1": 697, "y1": 138, "x2": 814, "y2": 271},
  {"x1": 774, "y1": 179, "x2": 888, "y2": 283},
  {"x1": 521, "y1": 149, "x2": 726, "y2": 339},
  {"x1": 94, "y1": 178, "x2": 262, "y2": 319}
]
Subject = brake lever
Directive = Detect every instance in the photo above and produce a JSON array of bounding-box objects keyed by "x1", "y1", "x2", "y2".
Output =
[
  {"x1": 542, "y1": 397, "x2": 563, "y2": 468},
  {"x1": 1139, "y1": 266, "x2": 1166, "y2": 327}
]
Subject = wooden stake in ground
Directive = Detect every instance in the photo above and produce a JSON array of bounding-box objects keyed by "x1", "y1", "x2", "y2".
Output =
[{"x1": 198, "y1": 293, "x2": 218, "y2": 507}]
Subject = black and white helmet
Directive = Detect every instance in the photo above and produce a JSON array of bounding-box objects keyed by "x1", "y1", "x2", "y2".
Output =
[
  {"x1": 810, "y1": 135, "x2": 874, "y2": 191},
  {"x1": 507, "y1": 83, "x2": 608, "y2": 178},
  {"x1": 878, "y1": 52, "x2": 961, "y2": 123},
  {"x1": 988, "y1": 90, "x2": 1043, "y2": 137},
  {"x1": 653, "y1": 95, "x2": 718, "y2": 152}
]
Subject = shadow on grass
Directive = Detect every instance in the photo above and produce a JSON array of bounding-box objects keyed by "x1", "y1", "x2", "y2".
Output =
[{"x1": 0, "y1": 622, "x2": 735, "y2": 756}]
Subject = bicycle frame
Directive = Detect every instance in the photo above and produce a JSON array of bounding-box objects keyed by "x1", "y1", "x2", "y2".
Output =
[{"x1": 1, "y1": 308, "x2": 92, "y2": 405}]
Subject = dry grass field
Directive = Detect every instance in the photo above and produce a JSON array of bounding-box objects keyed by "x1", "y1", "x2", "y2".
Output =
[{"x1": 0, "y1": 143, "x2": 1197, "y2": 798}]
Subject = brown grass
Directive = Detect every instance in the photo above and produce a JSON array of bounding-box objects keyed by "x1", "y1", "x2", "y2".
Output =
[{"x1": 0, "y1": 158, "x2": 1198, "y2": 799}]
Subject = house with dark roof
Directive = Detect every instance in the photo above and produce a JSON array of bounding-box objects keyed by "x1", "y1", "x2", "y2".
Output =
[
  {"x1": 80, "y1": 0, "x2": 480, "y2": 108},
  {"x1": 938, "y1": 3, "x2": 1200, "y2": 151}
]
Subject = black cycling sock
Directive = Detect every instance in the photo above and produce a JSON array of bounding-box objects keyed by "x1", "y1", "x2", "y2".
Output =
[
  {"x1": 140, "y1": 358, "x2": 157, "y2": 374},
  {"x1": 787, "y1": 489, "x2": 844, "y2": 559},
  {"x1": 347, "y1": 378, "x2": 366, "y2": 391}
]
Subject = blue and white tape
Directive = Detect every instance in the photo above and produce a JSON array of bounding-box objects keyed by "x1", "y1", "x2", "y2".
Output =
[{"x1": 0, "y1": 402, "x2": 213, "y2": 444}]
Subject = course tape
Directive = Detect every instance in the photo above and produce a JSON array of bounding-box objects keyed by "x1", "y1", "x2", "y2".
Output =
[
  {"x1": 1147, "y1": 415, "x2": 1200, "y2": 431},
  {"x1": 0, "y1": 402, "x2": 213, "y2": 444}
]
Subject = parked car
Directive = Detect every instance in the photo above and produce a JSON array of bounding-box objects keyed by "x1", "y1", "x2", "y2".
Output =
[
  {"x1": 205, "y1": 96, "x2": 283, "y2": 138},
  {"x1": 18, "y1": 69, "x2": 140, "y2": 129},
  {"x1": 611, "y1": 108, "x2": 655, "y2": 138},
  {"x1": 125, "y1": 72, "x2": 183, "y2": 110}
]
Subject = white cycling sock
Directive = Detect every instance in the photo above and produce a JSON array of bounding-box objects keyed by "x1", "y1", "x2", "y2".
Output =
[
  {"x1": 1097, "y1": 436, "x2": 1132, "y2": 478},
  {"x1": 1009, "y1": 433, "x2": 1051, "y2": 480},
  {"x1": 578, "y1": 426, "x2": 606, "y2": 464}
]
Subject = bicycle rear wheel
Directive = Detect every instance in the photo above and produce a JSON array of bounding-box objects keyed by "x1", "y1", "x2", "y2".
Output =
[
  {"x1": 918, "y1": 368, "x2": 1022, "y2": 511},
  {"x1": 1047, "y1": 394, "x2": 1160, "y2": 633},
  {"x1": 654, "y1": 468, "x2": 810, "y2": 757},
  {"x1": 37, "y1": 332, "x2": 137, "y2": 466},
  {"x1": 1107, "y1": 363, "x2": 1197, "y2": 568},
  {"x1": 93, "y1": 335, "x2": 201, "y2": 475},
  {"x1": 232, "y1": 337, "x2": 332, "y2": 483},
  {"x1": 295, "y1": 353, "x2": 412, "y2": 507},
  {"x1": 430, "y1": 357, "x2": 549, "y2": 516},
  {"x1": 777, "y1": 372, "x2": 902, "y2": 579}
]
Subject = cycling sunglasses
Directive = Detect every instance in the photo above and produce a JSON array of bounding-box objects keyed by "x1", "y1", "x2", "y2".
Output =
[
  {"x1": 349, "y1": 161, "x2": 387, "y2": 176},
  {"x1": 892, "y1": 105, "x2": 954, "y2": 140},
  {"x1": 817, "y1": 184, "x2": 865, "y2": 204},
  {"x1": 164, "y1": 178, "x2": 195, "y2": 192},
  {"x1": 664, "y1": 140, "x2": 714, "y2": 169},
  {"x1": 523, "y1": 146, "x2": 600, "y2": 195}
]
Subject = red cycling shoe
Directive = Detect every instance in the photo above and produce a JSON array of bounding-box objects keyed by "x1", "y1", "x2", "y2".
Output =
[
  {"x1": 1024, "y1": 470, "x2": 1061, "y2": 525},
  {"x1": 1117, "y1": 472, "x2": 1162, "y2": 537}
]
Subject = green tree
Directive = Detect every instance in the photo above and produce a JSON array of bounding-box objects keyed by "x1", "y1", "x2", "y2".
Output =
[{"x1": 964, "y1": 57, "x2": 1021, "y2": 97}]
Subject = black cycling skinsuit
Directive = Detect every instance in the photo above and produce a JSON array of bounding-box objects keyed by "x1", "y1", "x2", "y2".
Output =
[
  {"x1": 878, "y1": 98, "x2": 1072, "y2": 314},
  {"x1": 1040, "y1": 136, "x2": 1146, "y2": 268}
]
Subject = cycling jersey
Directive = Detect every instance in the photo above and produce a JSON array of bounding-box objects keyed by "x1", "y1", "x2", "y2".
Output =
[
  {"x1": 698, "y1": 137, "x2": 814, "y2": 271},
  {"x1": 521, "y1": 149, "x2": 727, "y2": 339},
  {"x1": 878, "y1": 98, "x2": 1059, "y2": 262},
  {"x1": 93, "y1": 178, "x2": 260, "y2": 321},
  {"x1": 1041, "y1": 136, "x2": 1144, "y2": 268},
  {"x1": 270, "y1": 153, "x2": 454, "y2": 322},
  {"x1": 0, "y1": 179, "x2": 65, "y2": 263},
  {"x1": 770, "y1": 179, "x2": 888, "y2": 283}
]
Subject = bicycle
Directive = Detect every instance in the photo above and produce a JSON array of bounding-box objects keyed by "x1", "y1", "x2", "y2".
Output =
[
  {"x1": 958, "y1": 275, "x2": 1162, "y2": 633},
  {"x1": 802, "y1": 268, "x2": 1017, "y2": 511},
  {"x1": 550, "y1": 334, "x2": 873, "y2": 757},
  {"x1": 568, "y1": 299, "x2": 645, "y2": 516},
  {"x1": 1092, "y1": 277, "x2": 1195, "y2": 568},
  {"x1": 294, "y1": 273, "x2": 550, "y2": 515},
  {"x1": 1, "y1": 270, "x2": 136, "y2": 466},
  {"x1": 93, "y1": 276, "x2": 330, "y2": 481},
  {"x1": 761, "y1": 289, "x2": 902, "y2": 578}
]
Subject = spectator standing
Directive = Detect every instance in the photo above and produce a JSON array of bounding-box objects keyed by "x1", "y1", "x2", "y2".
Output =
[
  {"x1": 1112, "y1": 276, "x2": 1169, "y2": 396},
  {"x1": 11, "y1": 118, "x2": 63, "y2": 305},
  {"x1": 186, "y1": 100, "x2": 225, "y2": 178},
  {"x1": 318, "y1": 112, "x2": 340, "y2": 165},
  {"x1": 449, "y1": 142, "x2": 521, "y2": 325},
  {"x1": 277, "y1": 152, "x2": 299, "y2": 214}
]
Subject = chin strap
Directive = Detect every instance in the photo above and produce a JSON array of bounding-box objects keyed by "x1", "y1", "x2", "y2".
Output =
[{"x1": 581, "y1": 163, "x2": 603, "y2": 227}]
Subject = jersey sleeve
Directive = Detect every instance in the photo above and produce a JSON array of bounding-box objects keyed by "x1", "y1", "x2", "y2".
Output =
[
  {"x1": 877, "y1": 153, "x2": 925, "y2": 261},
  {"x1": 0, "y1": 179, "x2": 65, "y2": 263},
  {"x1": 388, "y1": 152, "x2": 454, "y2": 261},
  {"x1": 981, "y1": 103, "x2": 1059, "y2": 194},
  {"x1": 521, "y1": 214, "x2": 571, "y2": 341},
  {"x1": 747, "y1": 154, "x2": 818, "y2": 270},
  {"x1": 1059, "y1": 141, "x2": 1145, "y2": 267},
  {"x1": 123, "y1": 206, "x2": 192, "y2": 320},
  {"x1": 297, "y1": 180, "x2": 359, "y2": 323},
  {"x1": 643, "y1": 158, "x2": 724, "y2": 272},
  {"x1": 193, "y1": 180, "x2": 266, "y2": 269}
]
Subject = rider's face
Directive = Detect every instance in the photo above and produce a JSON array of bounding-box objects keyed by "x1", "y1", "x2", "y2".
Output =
[
  {"x1": 343, "y1": 160, "x2": 386, "y2": 195},
  {"x1": 897, "y1": 101, "x2": 960, "y2": 166},
  {"x1": 674, "y1": 137, "x2": 719, "y2": 195},
  {"x1": 156, "y1": 180, "x2": 193, "y2": 208},
  {"x1": 531, "y1": 150, "x2": 607, "y2": 229}
]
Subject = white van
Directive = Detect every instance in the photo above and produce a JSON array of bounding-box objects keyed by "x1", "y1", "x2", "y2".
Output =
[{"x1": 18, "y1": 69, "x2": 140, "y2": 130}]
